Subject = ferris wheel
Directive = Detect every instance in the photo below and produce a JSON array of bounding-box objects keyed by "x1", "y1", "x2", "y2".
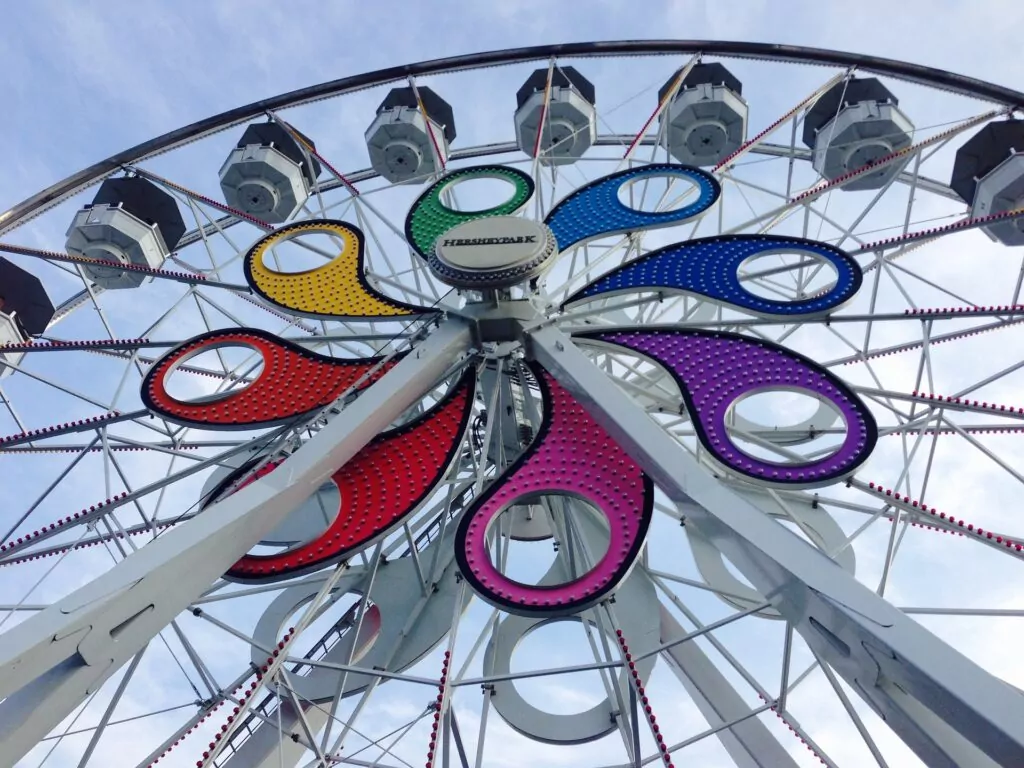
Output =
[{"x1": 2, "y1": 40, "x2": 1024, "y2": 768}]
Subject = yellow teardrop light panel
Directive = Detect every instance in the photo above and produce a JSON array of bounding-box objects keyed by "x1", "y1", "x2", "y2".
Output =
[{"x1": 243, "y1": 219, "x2": 432, "y2": 319}]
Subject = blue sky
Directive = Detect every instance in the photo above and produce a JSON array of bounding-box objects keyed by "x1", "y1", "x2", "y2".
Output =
[{"x1": 2, "y1": 2, "x2": 1024, "y2": 767}]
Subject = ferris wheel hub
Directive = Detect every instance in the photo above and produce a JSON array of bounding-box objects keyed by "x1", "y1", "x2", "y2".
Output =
[{"x1": 430, "y1": 216, "x2": 557, "y2": 289}]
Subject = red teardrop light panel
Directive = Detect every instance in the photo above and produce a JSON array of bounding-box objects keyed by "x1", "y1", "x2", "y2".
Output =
[
  {"x1": 225, "y1": 368, "x2": 476, "y2": 582},
  {"x1": 142, "y1": 327, "x2": 394, "y2": 429}
]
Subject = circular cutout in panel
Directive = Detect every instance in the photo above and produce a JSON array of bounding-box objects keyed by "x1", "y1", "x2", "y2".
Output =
[
  {"x1": 200, "y1": 452, "x2": 340, "y2": 546},
  {"x1": 257, "y1": 229, "x2": 351, "y2": 274},
  {"x1": 483, "y1": 564, "x2": 660, "y2": 745},
  {"x1": 161, "y1": 343, "x2": 264, "y2": 405},
  {"x1": 727, "y1": 389, "x2": 847, "y2": 463},
  {"x1": 734, "y1": 389, "x2": 824, "y2": 425},
  {"x1": 431, "y1": 217, "x2": 557, "y2": 289},
  {"x1": 285, "y1": 594, "x2": 382, "y2": 671},
  {"x1": 441, "y1": 173, "x2": 521, "y2": 212},
  {"x1": 251, "y1": 544, "x2": 468, "y2": 704},
  {"x1": 738, "y1": 248, "x2": 840, "y2": 302},
  {"x1": 262, "y1": 480, "x2": 340, "y2": 545},
  {"x1": 485, "y1": 497, "x2": 609, "y2": 589},
  {"x1": 616, "y1": 174, "x2": 701, "y2": 213},
  {"x1": 510, "y1": 619, "x2": 616, "y2": 715}
]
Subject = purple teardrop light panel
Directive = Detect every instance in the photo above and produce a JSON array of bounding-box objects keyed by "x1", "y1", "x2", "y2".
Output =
[
  {"x1": 588, "y1": 330, "x2": 877, "y2": 487},
  {"x1": 455, "y1": 364, "x2": 653, "y2": 617}
]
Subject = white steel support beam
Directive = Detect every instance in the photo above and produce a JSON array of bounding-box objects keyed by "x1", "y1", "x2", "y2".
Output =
[
  {"x1": 0, "y1": 318, "x2": 473, "y2": 767},
  {"x1": 526, "y1": 323, "x2": 1024, "y2": 768},
  {"x1": 656, "y1": 605, "x2": 798, "y2": 768}
]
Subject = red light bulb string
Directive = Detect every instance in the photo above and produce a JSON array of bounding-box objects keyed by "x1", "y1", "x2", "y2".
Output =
[{"x1": 615, "y1": 627, "x2": 674, "y2": 767}]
